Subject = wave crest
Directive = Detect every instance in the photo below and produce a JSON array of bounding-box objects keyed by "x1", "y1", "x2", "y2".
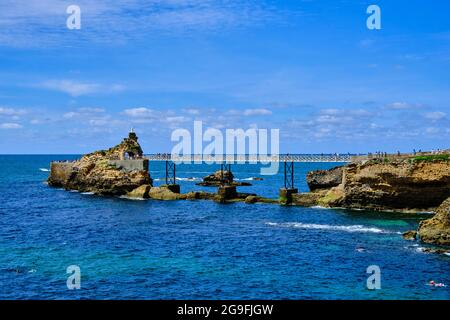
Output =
[{"x1": 266, "y1": 222, "x2": 388, "y2": 234}]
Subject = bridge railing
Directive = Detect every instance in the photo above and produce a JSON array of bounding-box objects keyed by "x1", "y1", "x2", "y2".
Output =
[{"x1": 144, "y1": 154, "x2": 354, "y2": 163}]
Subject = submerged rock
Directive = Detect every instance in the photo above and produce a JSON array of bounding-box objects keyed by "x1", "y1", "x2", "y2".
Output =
[
  {"x1": 244, "y1": 195, "x2": 259, "y2": 204},
  {"x1": 418, "y1": 197, "x2": 450, "y2": 246},
  {"x1": 420, "y1": 248, "x2": 450, "y2": 255},
  {"x1": 402, "y1": 230, "x2": 418, "y2": 241}
]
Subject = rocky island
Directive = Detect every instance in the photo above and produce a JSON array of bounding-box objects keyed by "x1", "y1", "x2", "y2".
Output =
[{"x1": 48, "y1": 130, "x2": 151, "y2": 195}]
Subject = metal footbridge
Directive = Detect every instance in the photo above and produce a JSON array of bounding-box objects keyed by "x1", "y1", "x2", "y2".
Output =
[{"x1": 144, "y1": 154, "x2": 354, "y2": 163}]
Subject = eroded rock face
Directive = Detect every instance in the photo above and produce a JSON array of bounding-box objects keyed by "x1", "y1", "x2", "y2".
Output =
[
  {"x1": 307, "y1": 166, "x2": 343, "y2": 191},
  {"x1": 300, "y1": 158, "x2": 450, "y2": 212},
  {"x1": 48, "y1": 131, "x2": 152, "y2": 195},
  {"x1": 418, "y1": 197, "x2": 450, "y2": 246},
  {"x1": 340, "y1": 160, "x2": 450, "y2": 210}
]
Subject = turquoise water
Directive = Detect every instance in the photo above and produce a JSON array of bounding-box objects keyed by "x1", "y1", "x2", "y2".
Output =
[{"x1": 0, "y1": 155, "x2": 449, "y2": 300}]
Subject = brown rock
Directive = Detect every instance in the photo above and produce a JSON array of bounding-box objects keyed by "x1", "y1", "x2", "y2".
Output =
[
  {"x1": 418, "y1": 197, "x2": 450, "y2": 246},
  {"x1": 196, "y1": 170, "x2": 252, "y2": 187},
  {"x1": 307, "y1": 166, "x2": 343, "y2": 191},
  {"x1": 148, "y1": 186, "x2": 185, "y2": 201},
  {"x1": 402, "y1": 230, "x2": 417, "y2": 241},
  {"x1": 48, "y1": 131, "x2": 152, "y2": 195},
  {"x1": 245, "y1": 195, "x2": 259, "y2": 204},
  {"x1": 127, "y1": 185, "x2": 151, "y2": 198}
]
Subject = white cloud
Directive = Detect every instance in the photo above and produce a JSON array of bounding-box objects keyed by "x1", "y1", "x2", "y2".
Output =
[
  {"x1": 0, "y1": 123, "x2": 22, "y2": 129},
  {"x1": 424, "y1": 111, "x2": 446, "y2": 121},
  {"x1": 0, "y1": 0, "x2": 275, "y2": 47},
  {"x1": 123, "y1": 107, "x2": 157, "y2": 118},
  {"x1": 385, "y1": 102, "x2": 424, "y2": 110},
  {"x1": 63, "y1": 107, "x2": 105, "y2": 119},
  {"x1": 40, "y1": 80, "x2": 99, "y2": 96},
  {"x1": 0, "y1": 107, "x2": 26, "y2": 116},
  {"x1": 243, "y1": 108, "x2": 272, "y2": 116},
  {"x1": 228, "y1": 108, "x2": 272, "y2": 116},
  {"x1": 183, "y1": 108, "x2": 201, "y2": 115},
  {"x1": 165, "y1": 116, "x2": 190, "y2": 123},
  {"x1": 38, "y1": 80, "x2": 124, "y2": 97}
]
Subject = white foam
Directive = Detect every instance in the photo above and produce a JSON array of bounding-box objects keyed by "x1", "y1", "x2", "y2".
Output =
[
  {"x1": 39, "y1": 168, "x2": 50, "y2": 172},
  {"x1": 266, "y1": 222, "x2": 388, "y2": 234},
  {"x1": 119, "y1": 195, "x2": 147, "y2": 201},
  {"x1": 176, "y1": 177, "x2": 200, "y2": 181},
  {"x1": 81, "y1": 192, "x2": 95, "y2": 195},
  {"x1": 311, "y1": 205, "x2": 329, "y2": 209},
  {"x1": 235, "y1": 177, "x2": 257, "y2": 181}
]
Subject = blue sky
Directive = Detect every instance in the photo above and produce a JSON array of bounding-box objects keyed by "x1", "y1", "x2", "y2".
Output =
[{"x1": 0, "y1": 0, "x2": 449, "y2": 154}]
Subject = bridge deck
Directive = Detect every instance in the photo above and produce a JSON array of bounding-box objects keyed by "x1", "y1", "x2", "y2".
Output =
[{"x1": 144, "y1": 154, "x2": 355, "y2": 163}]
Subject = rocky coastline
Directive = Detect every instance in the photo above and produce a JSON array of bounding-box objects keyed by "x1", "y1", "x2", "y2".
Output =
[
  {"x1": 297, "y1": 153, "x2": 450, "y2": 248},
  {"x1": 47, "y1": 132, "x2": 450, "y2": 249}
]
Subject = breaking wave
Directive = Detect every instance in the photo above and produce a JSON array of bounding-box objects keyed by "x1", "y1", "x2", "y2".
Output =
[
  {"x1": 176, "y1": 177, "x2": 200, "y2": 181},
  {"x1": 39, "y1": 168, "x2": 50, "y2": 172},
  {"x1": 265, "y1": 222, "x2": 390, "y2": 234}
]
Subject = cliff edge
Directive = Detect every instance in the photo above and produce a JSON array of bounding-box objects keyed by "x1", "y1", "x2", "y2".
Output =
[{"x1": 296, "y1": 153, "x2": 450, "y2": 246}]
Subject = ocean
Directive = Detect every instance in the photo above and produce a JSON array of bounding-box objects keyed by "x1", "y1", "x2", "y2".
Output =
[{"x1": 0, "y1": 155, "x2": 449, "y2": 299}]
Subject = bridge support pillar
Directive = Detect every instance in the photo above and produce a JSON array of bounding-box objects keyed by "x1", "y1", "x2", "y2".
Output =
[
  {"x1": 165, "y1": 184, "x2": 180, "y2": 194},
  {"x1": 216, "y1": 185, "x2": 237, "y2": 203},
  {"x1": 165, "y1": 161, "x2": 180, "y2": 193},
  {"x1": 220, "y1": 163, "x2": 232, "y2": 185},
  {"x1": 280, "y1": 161, "x2": 297, "y2": 205},
  {"x1": 279, "y1": 188, "x2": 298, "y2": 205}
]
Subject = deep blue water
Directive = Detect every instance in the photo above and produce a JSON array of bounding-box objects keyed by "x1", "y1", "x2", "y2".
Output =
[{"x1": 0, "y1": 155, "x2": 449, "y2": 300}]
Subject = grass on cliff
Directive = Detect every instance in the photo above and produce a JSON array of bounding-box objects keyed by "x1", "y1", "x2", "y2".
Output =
[{"x1": 412, "y1": 154, "x2": 449, "y2": 162}]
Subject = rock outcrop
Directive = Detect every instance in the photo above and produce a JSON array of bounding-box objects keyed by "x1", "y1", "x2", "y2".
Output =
[
  {"x1": 306, "y1": 166, "x2": 343, "y2": 191},
  {"x1": 402, "y1": 230, "x2": 418, "y2": 241},
  {"x1": 48, "y1": 131, "x2": 152, "y2": 195},
  {"x1": 299, "y1": 153, "x2": 450, "y2": 247},
  {"x1": 126, "y1": 185, "x2": 152, "y2": 198},
  {"x1": 148, "y1": 186, "x2": 186, "y2": 200},
  {"x1": 302, "y1": 156, "x2": 450, "y2": 211},
  {"x1": 417, "y1": 197, "x2": 450, "y2": 246},
  {"x1": 196, "y1": 170, "x2": 251, "y2": 187}
]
